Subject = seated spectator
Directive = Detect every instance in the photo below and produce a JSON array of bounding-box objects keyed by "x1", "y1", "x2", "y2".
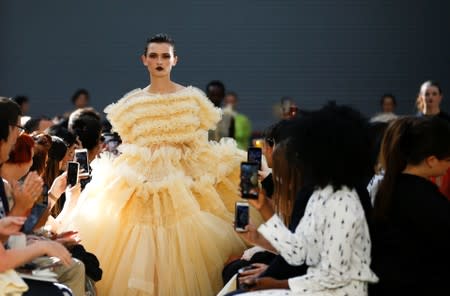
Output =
[
  {"x1": 0, "y1": 98, "x2": 74, "y2": 295},
  {"x1": 30, "y1": 133, "x2": 52, "y2": 177},
  {"x1": 46, "y1": 125, "x2": 78, "y2": 172},
  {"x1": 371, "y1": 116, "x2": 450, "y2": 295},
  {"x1": 231, "y1": 103, "x2": 378, "y2": 295},
  {"x1": 68, "y1": 108, "x2": 102, "y2": 165},
  {"x1": 24, "y1": 116, "x2": 54, "y2": 134},
  {"x1": 43, "y1": 137, "x2": 68, "y2": 217}
]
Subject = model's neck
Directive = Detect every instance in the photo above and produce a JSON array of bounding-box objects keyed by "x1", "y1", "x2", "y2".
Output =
[
  {"x1": 148, "y1": 76, "x2": 175, "y2": 93},
  {"x1": 423, "y1": 105, "x2": 440, "y2": 116}
]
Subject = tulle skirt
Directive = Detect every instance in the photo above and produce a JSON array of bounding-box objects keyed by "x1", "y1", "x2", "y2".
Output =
[{"x1": 62, "y1": 139, "x2": 248, "y2": 295}]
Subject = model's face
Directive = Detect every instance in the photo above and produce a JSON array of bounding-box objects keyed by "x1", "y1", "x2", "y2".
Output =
[
  {"x1": 420, "y1": 85, "x2": 442, "y2": 111},
  {"x1": 142, "y1": 43, "x2": 177, "y2": 77},
  {"x1": 381, "y1": 97, "x2": 395, "y2": 113}
]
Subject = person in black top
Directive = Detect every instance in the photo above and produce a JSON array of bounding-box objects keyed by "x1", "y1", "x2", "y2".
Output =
[
  {"x1": 416, "y1": 80, "x2": 450, "y2": 122},
  {"x1": 371, "y1": 116, "x2": 450, "y2": 295}
]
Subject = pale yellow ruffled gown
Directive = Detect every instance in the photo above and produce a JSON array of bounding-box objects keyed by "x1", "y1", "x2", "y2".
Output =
[{"x1": 63, "y1": 87, "x2": 247, "y2": 295}]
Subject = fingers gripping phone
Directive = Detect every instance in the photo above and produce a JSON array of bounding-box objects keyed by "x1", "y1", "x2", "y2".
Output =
[
  {"x1": 21, "y1": 203, "x2": 47, "y2": 234},
  {"x1": 74, "y1": 148, "x2": 89, "y2": 177},
  {"x1": 235, "y1": 201, "x2": 249, "y2": 232},
  {"x1": 240, "y1": 162, "x2": 259, "y2": 199},
  {"x1": 67, "y1": 161, "x2": 79, "y2": 187},
  {"x1": 247, "y1": 147, "x2": 262, "y2": 170}
]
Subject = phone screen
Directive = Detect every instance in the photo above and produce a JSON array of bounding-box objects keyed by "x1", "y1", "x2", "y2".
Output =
[
  {"x1": 21, "y1": 203, "x2": 47, "y2": 234},
  {"x1": 67, "y1": 161, "x2": 79, "y2": 187},
  {"x1": 235, "y1": 202, "x2": 249, "y2": 231},
  {"x1": 247, "y1": 147, "x2": 262, "y2": 169},
  {"x1": 74, "y1": 149, "x2": 89, "y2": 176},
  {"x1": 240, "y1": 162, "x2": 259, "y2": 199}
]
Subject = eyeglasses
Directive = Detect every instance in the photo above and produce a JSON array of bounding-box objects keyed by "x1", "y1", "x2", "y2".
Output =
[{"x1": 10, "y1": 124, "x2": 25, "y2": 131}]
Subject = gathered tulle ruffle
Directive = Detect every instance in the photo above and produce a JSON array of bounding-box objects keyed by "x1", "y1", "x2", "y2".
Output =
[{"x1": 105, "y1": 87, "x2": 222, "y2": 146}]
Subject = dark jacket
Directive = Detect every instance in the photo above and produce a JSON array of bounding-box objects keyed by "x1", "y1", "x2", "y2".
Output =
[{"x1": 370, "y1": 173, "x2": 450, "y2": 295}]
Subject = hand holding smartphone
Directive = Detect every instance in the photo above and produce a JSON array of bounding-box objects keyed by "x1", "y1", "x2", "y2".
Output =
[
  {"x1": 67, "y1": 161, "x2": 79, "y2": 187},
  {"x1": 74, "y1": 149, "x2": 89, "y2": 177},
  {"x1": 235, "y1": 201, "x2": 249, "y2": 232},
  {"x1": 240, "y1": 162, "x2": 260, "y2": 199},
  {"x1": 247, "y1": 147, "x2": 262, "y2": 170}
]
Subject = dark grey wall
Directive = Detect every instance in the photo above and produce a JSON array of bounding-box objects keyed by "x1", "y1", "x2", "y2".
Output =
[{"x1": 1, "y1": 0, "x2": 449, "y2": 130}]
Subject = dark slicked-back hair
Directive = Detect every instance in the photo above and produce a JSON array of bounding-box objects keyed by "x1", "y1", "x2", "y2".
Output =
[
  {"x1": 291, "y1": 102, "x2": 371, "y2": 190},
  {"x1": 144, "y1": 33, "x2": 176, "y2": 55}
]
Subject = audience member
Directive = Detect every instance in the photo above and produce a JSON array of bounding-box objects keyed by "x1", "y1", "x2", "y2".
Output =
[
  {"x1": 206, "y1": 80, "x2": 235, "y2": 141},
  {"x1": 12, "y1": 95, "x2": 30, "y2": 115},
  {"x1": 224, "y1": 92, "x2": 252, "y2": 149},
  {"x1": 371, "y1": 116, "x2": 450, "y2": 295},
  {"x1": 24, "y1": 116, "x2": 54, "y2": 134},
  {"x1": 370, "y1": 93, "x2": 398, "y2": 123}
]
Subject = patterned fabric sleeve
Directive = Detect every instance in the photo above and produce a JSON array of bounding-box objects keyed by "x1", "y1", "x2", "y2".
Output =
[{"x1": 258, "y1": 215, "x2": 307, "y2": 266}]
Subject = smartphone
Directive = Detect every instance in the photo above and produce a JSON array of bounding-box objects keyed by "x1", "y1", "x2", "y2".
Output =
[
  {"x1": 247, "y1": 147, "x2": 262, "y2": 170},
  {"x1": 21, "y1": 203, "x2": 48, "y2": 234},
  {"x1": 74, "y1": 148, "x2": 89, "y2": 177},
  {"x1": 41, "y1": 184, "x2": 49, "y2": 204},
  {"x1": 235, "y1": 201, "x2": 249, "y2": 232},
  {"x1": 240, "y1": 162, "x2": 259, "y2": 199},
  {"x1": 67, "y1": 161, "x2": 79, "y2": 187}
]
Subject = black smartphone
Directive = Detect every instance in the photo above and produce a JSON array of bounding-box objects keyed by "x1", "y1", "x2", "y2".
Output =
[
  {"x1": 67, "y1": 161, "x2": 79, "y2": 187},
  {"x1": 41, "y1": 184, "x2": 49, "y2": 204},
  {"x1": 74, "y1": 149, "x2": 89, "y2": 177},
  {"x1": 235, "y1": 201, "x2": 249, "y2": 232},
  {"x1": 240, "y1": 162, "x2": 259, "y2": 199},
  {"x1": 247, "y1": 147, "x2": 262, "y2": 170},
  {"x1": 21, "y1": 203, "x2": 47, "y2": 234}
]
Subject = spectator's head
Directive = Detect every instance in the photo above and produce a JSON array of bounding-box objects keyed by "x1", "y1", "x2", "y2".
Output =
[
  {"x1": 12, "y1": 95, "x2": 30, "y2": 115},
  {"x1": 272, "y1": 138, "x2": 301, "y2": 225},
  {"x1": 3, "y1": 133, "x2": 35, "y2": 180},
  {"x1": 30, "y1": 133, "x2": 52, "y2": 176},
  {"x1": 142, "y1": 33, "x2": 177, "y2": 78},
  {"x1": 375, "y1": 116, "x2": 450, "y2": 221},
  {"x1": 46, "y1": 124, "x2": 77, "y2": 171},
  {"x1": 262, "y1": 120, "x2": 294, "y2": 168},
  {"x1": 292, "y1": 102, "x2": 370, "y2": 190},
  {"x1": 71, "y1": 89, "x2": 90, "y2": 109},
  {"x1": 380, "y1": 93, "x2": 396, "y2": 113},
  {"x1": 279, "y1": 96, "x2": 296, "y2": 119},
  {"x1": 44, "y1": 136, "x2": 67, "y2": 187},
  {"x1": 0, "y1": 98, "x2": 22, "y2": 164},
  {"x1": 68, "y1": 108, "x2": 102, "y2": 161},
  {"x1": 224, "y1": 92, "x2": 238, "y2": 110},
  {"x1": 206, "y1": 80, "x2": 226, "y2": 107},
  {"x1": 24, "y1": 116, "x2": 54, "y2": 134},
  {"x1": 416, "y1": 80, "x2": 443, "y2": 115}
]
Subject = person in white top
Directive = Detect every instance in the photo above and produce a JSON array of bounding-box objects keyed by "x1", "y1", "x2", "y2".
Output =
[{"x1": 236, "y1": 104, "x2": 378, "y2": 296}]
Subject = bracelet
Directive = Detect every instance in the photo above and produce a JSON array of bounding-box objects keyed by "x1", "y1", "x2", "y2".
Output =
[{"x1": 48, "y1": 192, "x2": 58, "y2": 202}]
